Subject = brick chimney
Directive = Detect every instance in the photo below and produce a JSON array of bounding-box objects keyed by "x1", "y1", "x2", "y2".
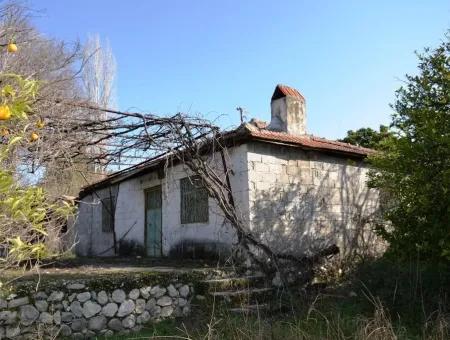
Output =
[{"x1": 268, "y1": 84, "x2": 306, "y2": 135}]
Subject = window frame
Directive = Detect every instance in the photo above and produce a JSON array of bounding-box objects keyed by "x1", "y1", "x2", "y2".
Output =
[
  {"x1": 101, "y1": 196, "x2": 116, "y2": 233},
  {"x1": 180, "y1": 176, "x2": 209, "y2": 224}
]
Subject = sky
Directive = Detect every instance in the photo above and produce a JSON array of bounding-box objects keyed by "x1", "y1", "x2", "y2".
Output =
[{"x1": 32, "y1": 0, "x2": 450, "y2": 140}]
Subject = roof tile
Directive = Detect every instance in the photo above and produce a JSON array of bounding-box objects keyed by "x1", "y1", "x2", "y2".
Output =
[
  {"x1": 272, "y1": 84, "x2": 304, "y2": 100},
  {"x1": 244, "y1": 124, "x2": 372, "y2": 156}
]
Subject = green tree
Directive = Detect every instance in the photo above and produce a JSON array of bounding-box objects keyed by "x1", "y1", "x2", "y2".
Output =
[
  {"x1": 339, "y1": 125, "x2": 392, "y2": 149},
  {"x1": 369, "y1": 35, "x2": 450, "y2": 262},
  {"x1": 0, "y1": 74, "x2": 74, "y2": 269}
]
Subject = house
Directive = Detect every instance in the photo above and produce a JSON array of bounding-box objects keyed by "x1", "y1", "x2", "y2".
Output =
[{"x1": 74, "y1": 85, "x2": 381, "y2": 259}]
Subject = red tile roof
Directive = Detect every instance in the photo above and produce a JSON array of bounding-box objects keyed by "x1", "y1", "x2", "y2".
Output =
[
  {"x1": 272, "y1": 84, "x2": 304, "y2": 101},
  {"x1": 243, "y1": 124, "x2": 372, "y2": 156},
  {"x1": 78, "y1": 124, "x2": 372, "y2": 197}
]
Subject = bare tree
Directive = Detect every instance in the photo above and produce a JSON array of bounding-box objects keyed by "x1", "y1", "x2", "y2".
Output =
[
  {"x1": 82, "y1": 34, "x2": 117, "y2": 109},
  {"x1": 0, "y1": 2, "x2": 118, "y2": 197},
  {"x1": 0, "y1": 2, "x2": 84, "y2": 189},
  {"x1": 42, "y1": 99, "x2": 339, "y2": 287},
  {"x1": 81, "y1": 34, "x2": 117, "y2": 174}
]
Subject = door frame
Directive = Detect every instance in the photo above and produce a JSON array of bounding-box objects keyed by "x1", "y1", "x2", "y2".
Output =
[{"x1": 144, "y1": 185, "x2": 163, "y2": 257}]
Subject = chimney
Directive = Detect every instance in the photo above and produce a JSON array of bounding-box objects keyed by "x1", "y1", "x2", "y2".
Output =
[{"x1": 268, "y1": 84, "x2": 306, "y2": 135}]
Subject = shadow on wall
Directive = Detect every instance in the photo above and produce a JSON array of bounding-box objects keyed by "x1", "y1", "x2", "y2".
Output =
[
  {"x1": 118, "y1": 239, "x2": 145, "y2": 257},
  {"x1": 250, "y1": 157, "x2": 385, "y2": 258},
  {"x1": 168, "y1": 239, "x2": 232, "y2": 262}
]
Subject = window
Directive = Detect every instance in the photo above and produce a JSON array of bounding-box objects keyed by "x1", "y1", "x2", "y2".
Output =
[
  {"x1": 180, "y1": 176, "x2": 209, "y2": 224},
  {"x1": 101, "y1": 197, "x2": 116, "y2": 232}
]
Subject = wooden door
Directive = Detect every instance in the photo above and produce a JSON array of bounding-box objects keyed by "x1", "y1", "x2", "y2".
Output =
[{"x1": 145, "y1": 186, "x2": 162, "y2": 257}]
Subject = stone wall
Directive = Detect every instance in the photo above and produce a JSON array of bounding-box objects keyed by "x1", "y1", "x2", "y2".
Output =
[
  {"x1": 247, "y1": 141, "x2": 384, "y2": 257},
  {"x1": 0, "y1": 278, "x2": 194, "y2": 339}
]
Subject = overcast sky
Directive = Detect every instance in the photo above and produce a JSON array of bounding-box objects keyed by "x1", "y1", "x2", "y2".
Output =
[{"x1": 33, "y1": 0, "x2": 450, "y2": 139}]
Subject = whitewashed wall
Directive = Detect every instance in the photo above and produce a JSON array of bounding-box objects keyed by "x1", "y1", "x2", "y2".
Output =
[
  {"x1": 75, "y1": 141, "x2": 382, "y2": 258},
  {"x1": 75, "y1": 145, "x2": 249, "y2": 257}
]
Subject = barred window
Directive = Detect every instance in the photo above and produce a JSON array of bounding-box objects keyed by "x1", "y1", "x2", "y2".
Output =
[
  {"x1": 101, "y1": 197, "x2": 116, "y2": 232},
  {"x1": 180, "y1": 176, "x2": 209, "y2": 224}
]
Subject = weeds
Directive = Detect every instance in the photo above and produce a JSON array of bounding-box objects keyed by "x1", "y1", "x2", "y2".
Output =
[{"x1": 114, "y1": 257, "x2": 449, "y2": 340}]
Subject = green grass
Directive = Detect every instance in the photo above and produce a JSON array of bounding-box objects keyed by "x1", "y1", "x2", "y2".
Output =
[{"x1": 101, "y1": 319, "x2": 184, "y2": 339}]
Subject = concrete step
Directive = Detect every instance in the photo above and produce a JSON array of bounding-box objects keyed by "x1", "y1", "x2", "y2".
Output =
[
  {"x1": 203, "y1": 275, "x2": 267, "y2": 291},
  {"x1": 210, "y1": 287, "x2": 272, "y2": 297},
  {"x1": 210, "y1": 287, "x2": 274, "y2": 306}
]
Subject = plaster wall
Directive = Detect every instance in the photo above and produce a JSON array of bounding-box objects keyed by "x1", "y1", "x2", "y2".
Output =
[
  {"x1": 269, "y1": 96, "x2": 307, "y2": 135},
  {"x1": 75, "y1": 144, "x2": 249, "y2": 257}
]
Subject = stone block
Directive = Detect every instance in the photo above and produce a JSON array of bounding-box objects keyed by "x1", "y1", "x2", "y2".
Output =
[
  {"x1": 76, "y1": 292, "x2": 91, "y2": 303},
  {"x1": 107, "y1": 318, "x2": 123, "y2": 332},
  {"x1": 122, "y1": 315, "x2": 136, "y2": 329},
  {"x1": 19, "y1": 305, "x2": 39, "y2": 326},
  {"x1": 128, "y1": 289, "x2": 140, "y2": 300},
  {"x1": 156, "y1": 296, "x2": 172, "y2": 307},
  {"x1": 101, "y1": 303, "x2": 118, "y2": 318},
  {"x1": 117, "y1": 300, "x2": 135, "y2": 317},
  {"x1": 254, "y1": 163, "x2": 269, "y2": 173},
  {"x1": 82, "y1": 301, "x2": 101, "y2": 318},
  {"x1": 8, "y1": 297, "x2": 29, "y2": 308},
  {"x1": 88, "y1": 315, "x2": 107, "y2": 331},
  {"x1": 96, "y1": 291, "x2": 108, "y2": 305}
]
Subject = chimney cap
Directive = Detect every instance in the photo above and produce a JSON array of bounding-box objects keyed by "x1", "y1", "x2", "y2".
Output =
[{"x1": 271, "y1": 84, "x2": 304, "y2": 101}]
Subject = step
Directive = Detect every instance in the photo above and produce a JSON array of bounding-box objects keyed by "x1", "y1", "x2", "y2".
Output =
[
  {"x1": 210, "y1": 287, "x2": 274, "y2": 306},
  {"x1": 228, "y1": 303, "x2": 270, "y2": 314},
  {"x1": 203, "y1": 275, "x2": 267, "y2": 291},
  {"x1": 210, "y1": 287, "x2": 273, "y2": 297}
]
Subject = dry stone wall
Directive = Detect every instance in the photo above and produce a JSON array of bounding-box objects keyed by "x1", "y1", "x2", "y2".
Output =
[{"x1": 0, "y1": 279, "x2": 194, "y2": 339}]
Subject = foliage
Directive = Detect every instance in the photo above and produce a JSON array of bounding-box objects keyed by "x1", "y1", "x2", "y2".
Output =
[
  {"x1": 368, "y1": 34, "x2": 450, "y2": 262},
  {"x1": 350, "y1": 258, "x2": 450, "y2": 326},
  {"x1": 0, "y1": 73, "x2": 74, "y2": 268},
  {"x1": 339, "y1": 125, "x2": 392, "y2": 149},
  {"x1": 0, "y1": 1, "x2": 107, "y2": 196}
]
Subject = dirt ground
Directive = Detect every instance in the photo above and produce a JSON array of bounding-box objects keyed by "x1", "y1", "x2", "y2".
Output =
[{"x1": 3, "y1": 256, "x2": 223, "y2": 281}]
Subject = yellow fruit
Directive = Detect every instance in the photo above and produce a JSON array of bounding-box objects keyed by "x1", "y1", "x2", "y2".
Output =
[
  {"x1": 7, "y1": 43, "x2": 17, "y2": 53},
  {"x1": 30, "y1": 132, "x2": 39, "y2": 142},
  {"x1": 0, "y1": 105, "x2": 11, "y2": 120},
  {"x1": 36, "y1": 119, "x2": 44, "y2": 129}
]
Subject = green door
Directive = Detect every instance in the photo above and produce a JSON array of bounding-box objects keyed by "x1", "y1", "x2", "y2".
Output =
[{"x1": 145, "y1": 186, "x2": 162, "y2": 257}]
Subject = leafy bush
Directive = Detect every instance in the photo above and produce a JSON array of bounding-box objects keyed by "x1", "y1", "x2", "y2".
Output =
[
  {"x1": 369, "y1": 34, "x2": 450, "y2": 262},
  {"x1": 0, "y1": 74, "x2": 74, "y2": 268}
]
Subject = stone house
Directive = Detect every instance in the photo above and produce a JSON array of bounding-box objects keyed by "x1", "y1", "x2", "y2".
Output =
[{"x1": 75, "y1": 85, "x2": 380, "y2": 258}]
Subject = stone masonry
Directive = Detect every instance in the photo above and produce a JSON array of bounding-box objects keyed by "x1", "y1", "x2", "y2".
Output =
[
  {"x1": 246, "y1": 141, "x2": 383, "y2": 256},
  {"x1": 0, "y1": 281, "x2": 194, "y2": 339}
]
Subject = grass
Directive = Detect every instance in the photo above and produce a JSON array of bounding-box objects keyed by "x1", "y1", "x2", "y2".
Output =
[{"x1": 102, "y1": 257, "x2": 449, "y2": 340}]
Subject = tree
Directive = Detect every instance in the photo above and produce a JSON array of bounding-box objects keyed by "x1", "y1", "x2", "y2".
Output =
[
  {"x1": 339, "y1": 125, "x2": 392, "y2": 149},
  {"x1": 369, "y1": 34, "x2": 450, "y2": 262},
  {"x1": 0, "y1": 2, "x2": 120, "y2": 196},
  {"x1": 0, "y1": 2, "x2": 87, "y2": 195},
  {"x1": 82, "y1": 34, "x2": 117, "y2": 110},
  {"x1": 0, "y1": 2, "x2": 90, "y2": 272},
  {"x1": 0, "y1": 74, "x2": 74, "y2": 270},
  {"x1": 81, "y1": 34, "x2": 117, "y2": 174}
]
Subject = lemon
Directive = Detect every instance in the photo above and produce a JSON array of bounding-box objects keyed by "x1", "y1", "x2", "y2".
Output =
[{"x1": 0, "y1": 105, "x2": 11, "y2": 120}]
